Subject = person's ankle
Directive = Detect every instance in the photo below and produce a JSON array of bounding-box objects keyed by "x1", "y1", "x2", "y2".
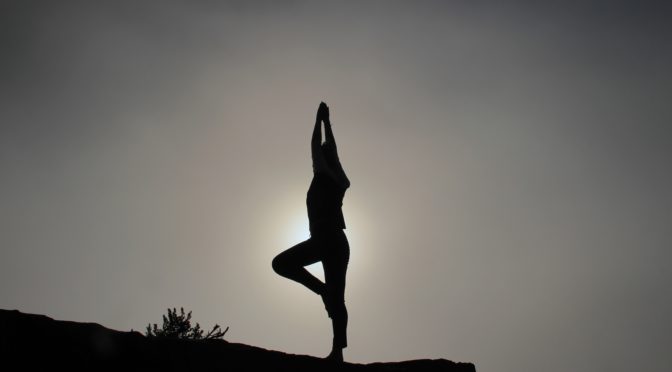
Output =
[{"x1": 326, "y1": 348, "x2": 344, "y2": 362}]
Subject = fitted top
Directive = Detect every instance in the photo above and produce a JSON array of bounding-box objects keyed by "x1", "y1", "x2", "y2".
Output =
[{"x1": 306, "y1": 172, "x2": 347, "y2": 233}]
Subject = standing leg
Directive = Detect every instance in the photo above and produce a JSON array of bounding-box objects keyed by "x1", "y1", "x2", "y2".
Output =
[
  {"x1": 322, "y1": 231, "x2": 350, "y2": 360},
  {"x1": 272, "y1": 238, "x2": 325, "y2": 295}
]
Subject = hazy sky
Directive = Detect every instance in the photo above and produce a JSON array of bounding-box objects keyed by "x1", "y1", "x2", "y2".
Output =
[{"x1": 1, "y1": 1, "x2": 671, "y2": 371}]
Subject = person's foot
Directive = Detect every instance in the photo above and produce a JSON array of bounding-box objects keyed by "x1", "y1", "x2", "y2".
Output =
[
  {"x1": 325, "y1": 348, "x2": 343, "y2": 362},
  {"x1": 320, "y1": 292, "x2": 333, "y2": 318}
]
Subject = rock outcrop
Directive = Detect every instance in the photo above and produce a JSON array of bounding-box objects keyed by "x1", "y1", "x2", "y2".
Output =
[{"x1": 0, "y1": 309, "x2": 475, "y2": 371}]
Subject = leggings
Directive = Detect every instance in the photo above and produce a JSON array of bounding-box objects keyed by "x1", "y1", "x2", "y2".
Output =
[{"x1": 272, "y1": 229, "x2": 350, "y2": 348}]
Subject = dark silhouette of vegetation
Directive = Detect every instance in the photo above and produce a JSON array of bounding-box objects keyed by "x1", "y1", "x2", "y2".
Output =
[{"x1": 145, "y1": 307, "x2": 228, "y2": 340}]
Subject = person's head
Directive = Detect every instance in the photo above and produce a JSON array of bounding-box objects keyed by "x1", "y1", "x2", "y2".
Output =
[{"x1": 321, "y1": 142, "x2": 339, "y2": 169}]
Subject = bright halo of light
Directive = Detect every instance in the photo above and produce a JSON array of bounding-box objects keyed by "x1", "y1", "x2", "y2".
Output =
[{"x1": 286, "y1": 214, "x2": 310, "y2": 245}]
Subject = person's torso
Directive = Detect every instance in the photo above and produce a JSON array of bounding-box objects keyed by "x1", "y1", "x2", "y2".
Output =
[{"x1": 306, "y1": 173, "x2": 346, "y2": 233}]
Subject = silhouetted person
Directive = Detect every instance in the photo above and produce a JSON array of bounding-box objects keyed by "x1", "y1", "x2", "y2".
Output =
[{"x1": 272, "y1": 102, "x2": 351, "y2": 362}]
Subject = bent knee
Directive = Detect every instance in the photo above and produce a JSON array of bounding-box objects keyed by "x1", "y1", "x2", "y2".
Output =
[{"x1": 272, "y1": 255, "x2": 286, "y2": 275}]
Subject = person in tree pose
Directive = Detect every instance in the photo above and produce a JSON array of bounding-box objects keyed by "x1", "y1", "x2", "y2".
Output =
[{"x1": 272, "y1": 102, "x2": 351, "y2": 362}]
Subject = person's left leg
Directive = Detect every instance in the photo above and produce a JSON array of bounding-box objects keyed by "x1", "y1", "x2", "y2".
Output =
[{"x1": 322, "y1": 231, "x2": 350, "y2": 360}]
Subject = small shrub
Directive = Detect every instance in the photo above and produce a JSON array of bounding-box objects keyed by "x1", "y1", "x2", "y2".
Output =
[{"x1": 145, "y1": 307, "x2": 228, "y2": 340}]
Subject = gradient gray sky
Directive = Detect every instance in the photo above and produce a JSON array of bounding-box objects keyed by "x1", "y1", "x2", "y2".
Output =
[{"x1": 1, "y1": 1, "x2": 671, "y2": 371}]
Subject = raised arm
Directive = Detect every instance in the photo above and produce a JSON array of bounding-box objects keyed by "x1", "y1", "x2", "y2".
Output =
[
  {"x1": 323, "y1": 116, "x2": 336, "y2": 147},
  {"x1": 313, "y1": 102, "x2": 350, "y2": 188},
  {"x1": 324, "y1": 122, "x2": 350, "y2": 187},
  {"x1": 312, "y1": 107, "x2": 327, "y2": 173}
]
